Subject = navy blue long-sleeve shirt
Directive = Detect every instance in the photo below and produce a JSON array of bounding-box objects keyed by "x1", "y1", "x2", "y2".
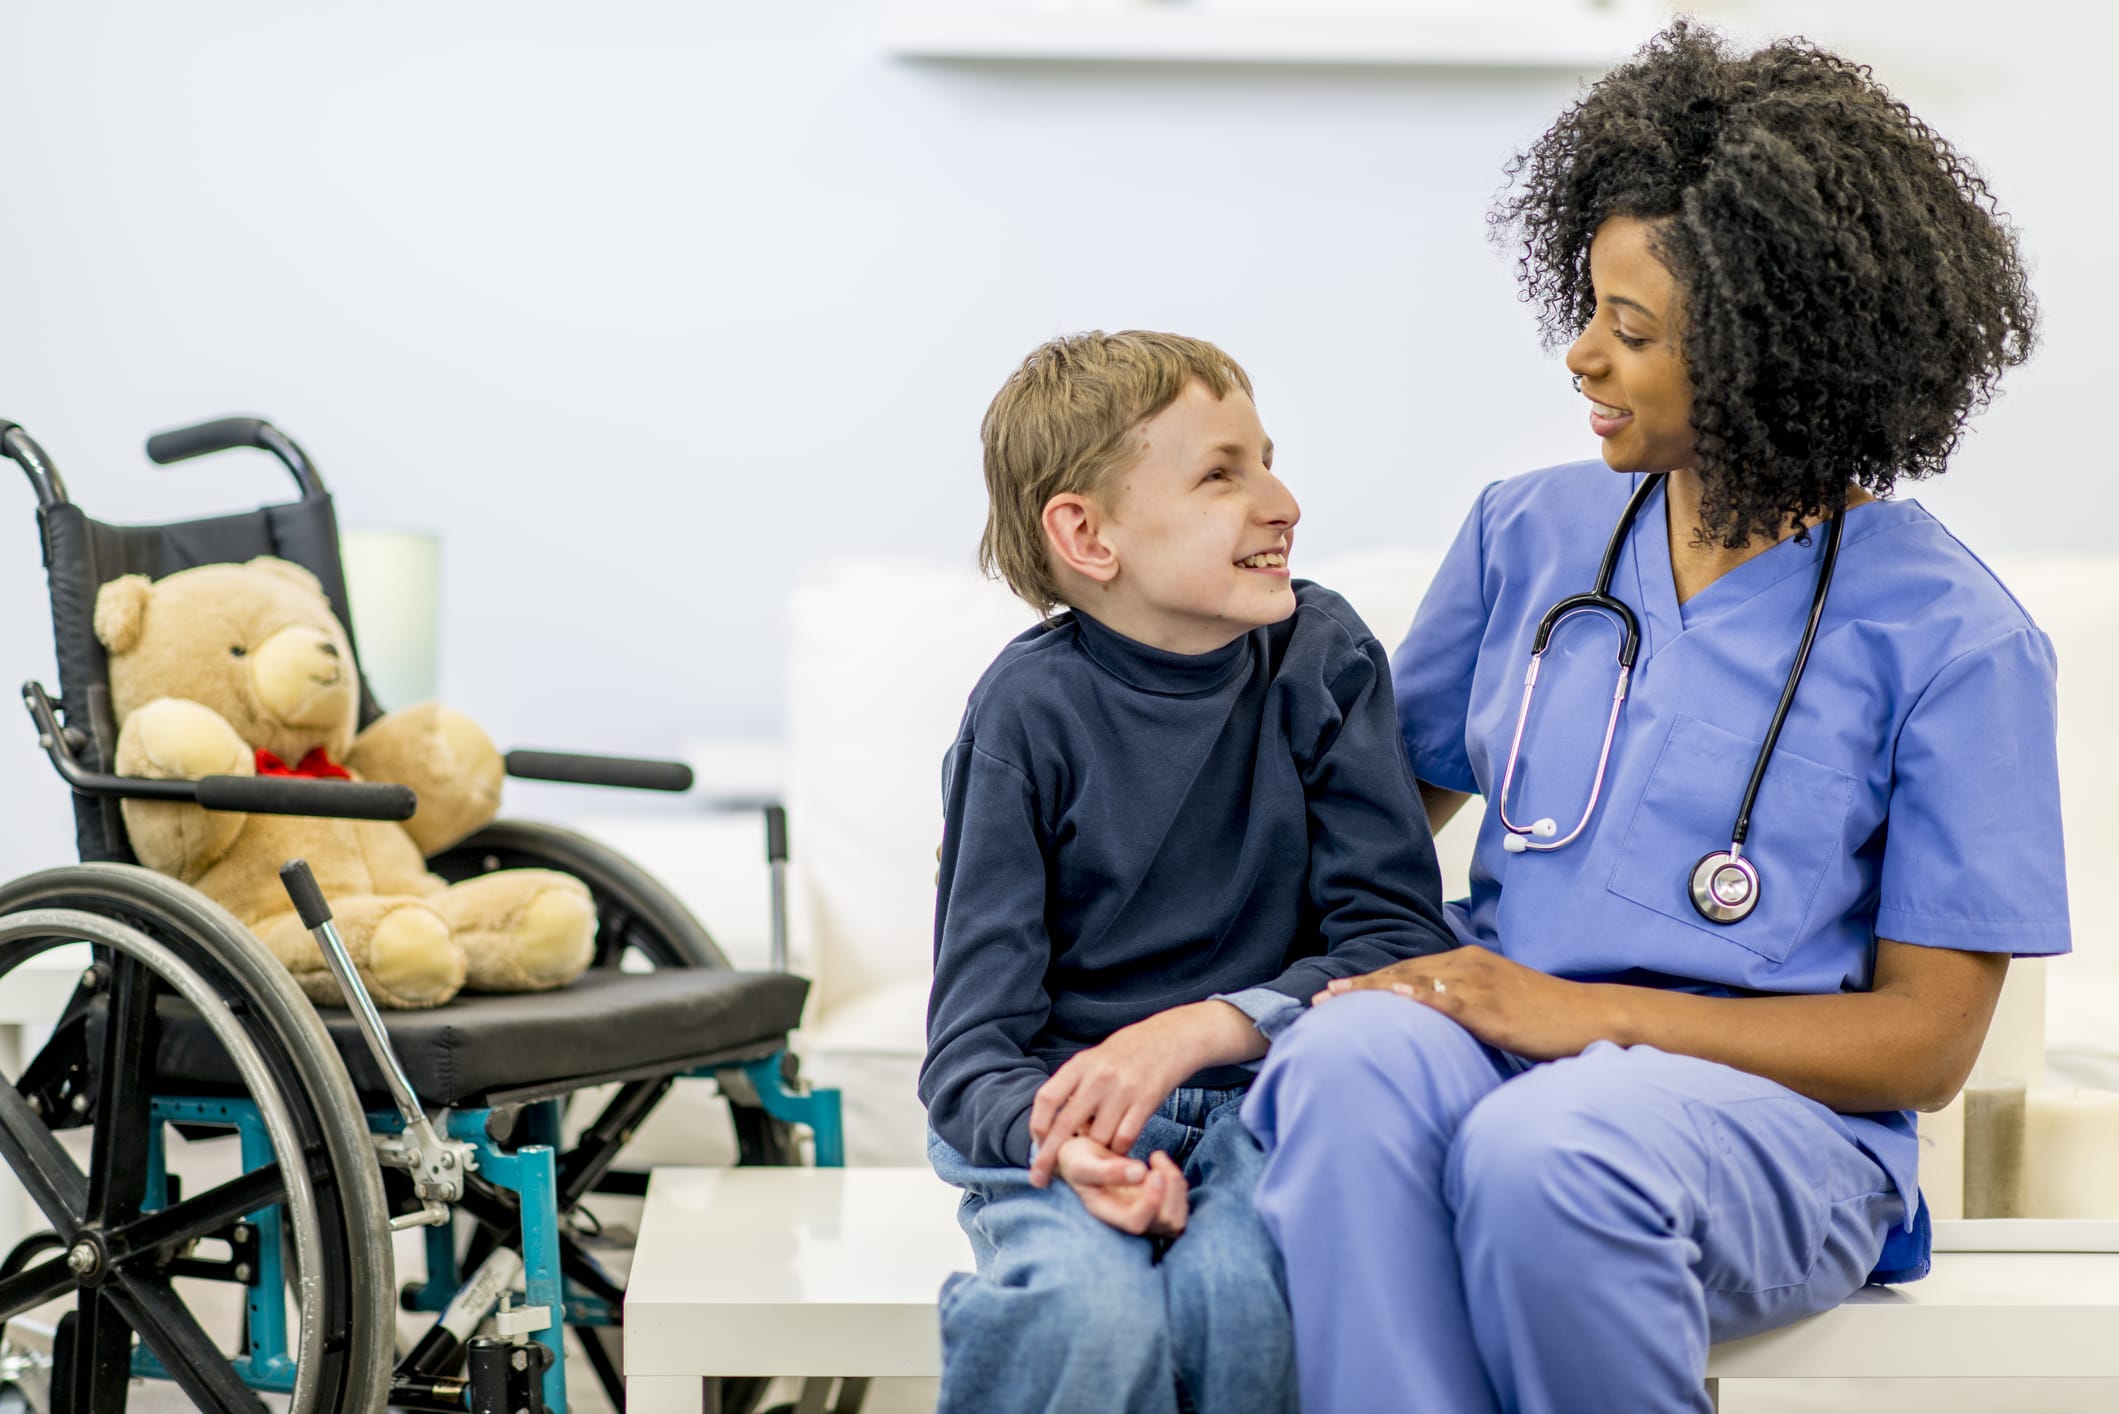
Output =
[{"x1": 920, "y1": 582, "x2": 1456, "y2": 1168}]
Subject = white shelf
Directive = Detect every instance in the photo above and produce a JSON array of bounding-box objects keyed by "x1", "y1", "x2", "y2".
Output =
[
  {"x1": 1933, "y1": 1219, "x2": 2119, "y2": 1254},
  {"x1": 883, "y1": 3, "x2": 1663, "y2": 69}
]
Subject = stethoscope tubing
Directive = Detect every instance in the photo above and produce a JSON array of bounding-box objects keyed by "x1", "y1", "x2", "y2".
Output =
[
  {"x1": 1495, "y1": 618, "x2": 1631, "y2": 852},
  {"x1": 1496, "y1": 471, "x2": 1846, "y2": 923},
  {"x1": 1727, "y1": 504, "x2": 1845, "y2": 853},
  {"x1": 1496, "y1": 472, "x2": 1659, "y2": 853}
]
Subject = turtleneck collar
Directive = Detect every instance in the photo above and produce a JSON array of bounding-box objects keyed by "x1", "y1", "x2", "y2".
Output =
[{"x1": 1064, "y1": 608, "x2": 1255, "y2": 697}]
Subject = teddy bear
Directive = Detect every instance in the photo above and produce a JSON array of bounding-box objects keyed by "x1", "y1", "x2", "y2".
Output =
[{"x1": 93, "y1": 555, "x2": 596, "y2": 1009}]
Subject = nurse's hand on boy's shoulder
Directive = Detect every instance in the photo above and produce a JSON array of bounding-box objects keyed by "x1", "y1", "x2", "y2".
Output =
[
  {"x1": 1054, "y1": 1138, "x2": 1188, "y2": 1238},
  {"x1": 1317, "y1": 945, "x2": 1623, "y2": 1063}
]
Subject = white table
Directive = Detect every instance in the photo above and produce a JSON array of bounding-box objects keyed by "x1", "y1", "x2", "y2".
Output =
[
  {"x1": 625, "y1": 1167, "x2": 2119, "y2": 1414},
  {"x1": 625, "y1": 1168, "x2": 962, "y2": 1413}
]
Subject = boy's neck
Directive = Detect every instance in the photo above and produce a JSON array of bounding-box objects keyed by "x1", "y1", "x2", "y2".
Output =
[{"x1": 1064, "y1": 594, "x2": 1253, "y2": 657}]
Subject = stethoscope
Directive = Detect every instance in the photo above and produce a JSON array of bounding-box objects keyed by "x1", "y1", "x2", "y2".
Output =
[{"x1": 1495, "y1": 468, "x2": 1845, "y2": 925}]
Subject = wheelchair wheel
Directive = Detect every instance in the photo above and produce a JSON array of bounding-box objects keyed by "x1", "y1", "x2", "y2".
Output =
[
  {"x1": 0, "y1": 865, "x2": 393, "y2": 1413},
  {"x1": 437, "y1": 818, "x2": 806, "y2": 1154},
  {"x1": 433, "y1": 818, "x2": 733, "y2": 968}
]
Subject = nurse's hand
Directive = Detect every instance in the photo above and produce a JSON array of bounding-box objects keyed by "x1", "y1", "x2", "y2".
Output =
[
  {"x1": 1055, "y1": 1138, "x2": 1189, "y2": 1238},
  {"x1": 1317, "y1": 946, "x2": 1616, "y2": 1062}
]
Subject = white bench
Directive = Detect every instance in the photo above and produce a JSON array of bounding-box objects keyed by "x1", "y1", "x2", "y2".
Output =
[{"x1": 623, "y1": 1167, "x2": 2119, "y2": 1413}]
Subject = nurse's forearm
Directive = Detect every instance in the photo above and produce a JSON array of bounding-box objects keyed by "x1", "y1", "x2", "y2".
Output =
[{"x1": 1598, "y1": 940, "x2": 2009, "y2": 1113}]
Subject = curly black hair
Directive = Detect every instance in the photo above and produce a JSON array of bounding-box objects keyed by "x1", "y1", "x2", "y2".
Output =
[{"x1": 1493, "y1": 20, "x2": 2036, "y2": 548}]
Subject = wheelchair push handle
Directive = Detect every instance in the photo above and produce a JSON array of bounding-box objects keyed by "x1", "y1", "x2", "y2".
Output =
[
  {"x1": 2, "y1": 421, "x2": 70, "y2": 508},
  {"x1": 504, "y1": 749, "x2": 693, "y2": 792},
  {"x1": 145, "y1": 416, "x2": 325, "y2": 499},
  {"x1": 278, "y1": 857, "x2": 333, "y2": 932},
  {"x1": 765, "y1": 803, "x2": 789, "y2": 863}
]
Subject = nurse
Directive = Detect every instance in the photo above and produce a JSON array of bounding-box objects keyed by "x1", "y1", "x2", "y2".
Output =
[{"x1": 1242, "y1": 21, "x2": 2068, "y2": 1414}]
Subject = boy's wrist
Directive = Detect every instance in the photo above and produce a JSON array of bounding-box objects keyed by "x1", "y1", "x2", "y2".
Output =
[
  {"x1": 1177, "y1": 998, "x2": 1270, "y2": 1067},
  {"x1": 1113, "y1": 1000, "x2": 1264, "y2": 1085}
]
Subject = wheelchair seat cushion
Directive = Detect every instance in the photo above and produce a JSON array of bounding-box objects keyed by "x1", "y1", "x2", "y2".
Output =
[{"x1": 113, "y1": 967, "x2": 810, "y2": 1108}]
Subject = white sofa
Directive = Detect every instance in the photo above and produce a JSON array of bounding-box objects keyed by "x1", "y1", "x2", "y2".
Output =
[{"x1": 770, "y1": 547, "x2": 2119, "y2": 1166}]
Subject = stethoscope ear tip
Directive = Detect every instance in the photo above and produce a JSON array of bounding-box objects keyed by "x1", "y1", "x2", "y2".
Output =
[{"x1": 1502, "y1": 833, "x2": 1529, "y2": 854}]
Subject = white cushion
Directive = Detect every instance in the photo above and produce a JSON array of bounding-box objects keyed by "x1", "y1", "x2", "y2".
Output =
[{"x1": 785, "y1": 560, "x2": 1039, "y2": 1022}]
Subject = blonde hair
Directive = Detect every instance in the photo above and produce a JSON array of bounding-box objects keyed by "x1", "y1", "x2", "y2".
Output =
[{"x1": 979, "y1": 330, "x2": 1254, "y2": 614}]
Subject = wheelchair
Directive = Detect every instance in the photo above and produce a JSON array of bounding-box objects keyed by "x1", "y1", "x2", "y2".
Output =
[{"x1": 0, "y1": 417, "x2": 843, "y2": 1412}]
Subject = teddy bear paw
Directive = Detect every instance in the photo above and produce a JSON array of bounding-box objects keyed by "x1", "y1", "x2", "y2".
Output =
[
  {"x1": 127, "y1": 698, "x2": 250, "y2": 780},
  {"x1": 509, "y1": 886, "x2": 597, "y2": 989},
  {"x1": 367, "y1": 905, "x2": 467, "y2": 1008}
]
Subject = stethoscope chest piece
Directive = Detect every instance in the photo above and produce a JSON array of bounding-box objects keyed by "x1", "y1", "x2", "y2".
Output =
[{"x1": 1689, "y1": 851, "x2": 1760, "y2": 924}]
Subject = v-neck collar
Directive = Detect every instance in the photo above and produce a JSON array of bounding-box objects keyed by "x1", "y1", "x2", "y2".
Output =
[
  {"x1": 1625, "y1": 476, "x2": 1902, "y2": 652},
  {"x1": 1627, "y1": 477, "x2": 1685, "y2": 658}
]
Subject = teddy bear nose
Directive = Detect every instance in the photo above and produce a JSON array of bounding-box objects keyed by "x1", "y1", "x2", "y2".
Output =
[{"x1": 251, "y1": 624, "x2": 355, "y2": 726}]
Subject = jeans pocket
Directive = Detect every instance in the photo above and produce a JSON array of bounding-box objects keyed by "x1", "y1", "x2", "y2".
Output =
[{"x1": 1130, "y1": 1111, "x2": 1199, "y2": 1165}]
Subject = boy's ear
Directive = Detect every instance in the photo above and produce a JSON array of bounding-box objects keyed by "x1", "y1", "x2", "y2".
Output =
[{"x1": 1042, "y1": 493, "x2": 1119, "y2": 585}]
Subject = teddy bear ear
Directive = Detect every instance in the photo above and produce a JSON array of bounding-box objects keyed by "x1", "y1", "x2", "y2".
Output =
[
  {"x1": 245, "y1": 556, "x2": 325, "y2": 597},
  {"x1": 93, "y1": 575, "x2": 154, "y2": 655}
]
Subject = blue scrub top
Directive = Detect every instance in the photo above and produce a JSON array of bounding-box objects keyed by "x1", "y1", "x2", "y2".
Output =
[{"x1": 1394, "y1": 462, "x2": 2071, "y2": 1222}]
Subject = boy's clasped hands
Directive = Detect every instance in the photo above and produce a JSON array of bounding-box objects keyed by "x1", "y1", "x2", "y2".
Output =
[{"x1": 1024, "y1": 997, "x2": 1269, "y2": 1239}]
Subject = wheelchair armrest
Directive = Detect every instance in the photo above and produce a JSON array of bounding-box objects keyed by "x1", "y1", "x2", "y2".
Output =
[
  {"x1": 194, "y1": 774, "x2": 416, "y2": 820},
  {"x1": 503, "y1": 749, "x2": 693, "y2": 792},
  {"x1": 23, "y1": 679, "x2": 416, "y2": 820}
]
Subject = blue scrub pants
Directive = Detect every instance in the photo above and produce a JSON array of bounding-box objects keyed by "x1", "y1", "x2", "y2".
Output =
[
  {"x1": 1243, "y1": 993, "x2": 1904, "y2": 1414},
  {"x1": 928, "y1": 1087, "x2": 1297, "y2": 1414}
]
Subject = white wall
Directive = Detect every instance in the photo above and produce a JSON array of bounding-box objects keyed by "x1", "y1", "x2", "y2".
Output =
[{"x1": 0, "y1": 1, "x2": 2109, "y2": 877}]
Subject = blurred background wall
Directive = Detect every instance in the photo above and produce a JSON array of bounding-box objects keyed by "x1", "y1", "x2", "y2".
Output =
[{"x1": 0, "y1": 0, "x2": 2108, "y2": 876}]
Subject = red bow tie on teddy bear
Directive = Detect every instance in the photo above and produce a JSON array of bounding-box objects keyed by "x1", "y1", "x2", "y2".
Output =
[{"x1": 254, "y1": 747, "x2": 352, "y2": 781}]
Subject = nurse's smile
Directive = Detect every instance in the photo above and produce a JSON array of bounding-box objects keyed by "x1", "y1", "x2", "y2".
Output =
[{"x1": 1586, "y1": 399, "x2": 1632, "y2": 437}]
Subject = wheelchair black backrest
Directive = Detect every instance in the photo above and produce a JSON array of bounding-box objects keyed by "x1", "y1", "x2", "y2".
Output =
[{"x1": 35, "y1": 455, "x2": 385, "y2": 865}]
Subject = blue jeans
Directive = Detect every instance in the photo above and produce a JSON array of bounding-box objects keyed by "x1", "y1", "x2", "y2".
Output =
[
  {"x1": 928, "y1": 1086, "x2": 1298, "y2": 1414},
  {"x1": 1245, "y1": 993, "x2": 1905, "y2": 1414}
]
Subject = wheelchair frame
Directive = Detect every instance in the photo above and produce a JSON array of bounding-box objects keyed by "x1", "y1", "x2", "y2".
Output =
[{"x1": 0, "y1": 417, "x2": 843, "y2": 1413}]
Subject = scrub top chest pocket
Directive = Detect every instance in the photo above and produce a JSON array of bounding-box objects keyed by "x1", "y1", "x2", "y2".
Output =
[{"x1": 1607, "y1": 714, "x2": 1858, "y2": 963}]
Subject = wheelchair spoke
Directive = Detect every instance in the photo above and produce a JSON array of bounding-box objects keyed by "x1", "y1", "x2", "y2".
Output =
[
  {"x1": 108, "y1": 1163, "x2": 282, "y2": 1263},
  {"x1": 85, "y1": 954, "x2": 156, "y2": 1228},
  {"x1": 71, "y1": 1291, "x2": 137, "y2": 1414},
  {"x1": 108, "y1": 1269, "x2": 263, "y2": 1413},
  {"x1": 0, "y1": 1070, "x2": 86, "y2": 1239},
  {"x1": 0, "y1": 1252, "x2": 74, "y2": 1323}
]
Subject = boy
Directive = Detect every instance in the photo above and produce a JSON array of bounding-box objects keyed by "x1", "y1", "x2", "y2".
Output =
[{"x1": 921, "y1": 330, "x2": 1456, "y2": 1414}]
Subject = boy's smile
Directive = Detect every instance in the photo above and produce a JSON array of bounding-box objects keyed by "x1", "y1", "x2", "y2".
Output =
[{"x1": 1052, "y1": 380, "x2": 1300, "y2": 656}]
